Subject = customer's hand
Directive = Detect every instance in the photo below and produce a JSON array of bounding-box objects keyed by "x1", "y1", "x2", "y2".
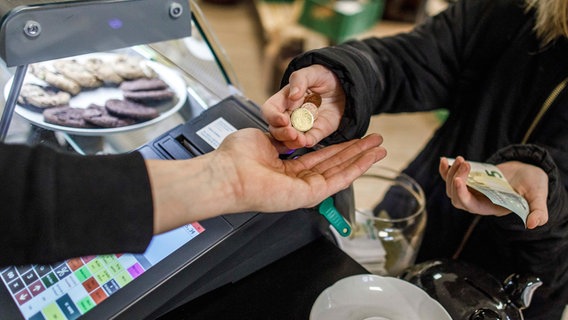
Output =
[
  {"x1": 439, "y1": 156, "x2": 549, "y2": 229},
  {"x1": 261, "y1": 64, "x2": 345, "y2": 149},
  {"x1": 148, "y1": 128, "x2": 386, "y2": 234}
]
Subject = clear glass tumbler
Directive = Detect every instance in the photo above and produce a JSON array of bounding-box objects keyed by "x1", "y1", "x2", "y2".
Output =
[{"x1": 334, "y1": 166, "x2": 427, "y2": 276}]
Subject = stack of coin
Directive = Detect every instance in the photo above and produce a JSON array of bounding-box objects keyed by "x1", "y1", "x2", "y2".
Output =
[{"x1": 291, "y1": 93, "x2": 322, "y2": 132}]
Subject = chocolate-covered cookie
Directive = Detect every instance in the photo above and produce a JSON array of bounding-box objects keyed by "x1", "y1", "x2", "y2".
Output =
[
  {"x1": 43, "y1": 106, "x2": 94, "y2": 128},
  {"x1": 119, "y1": 78, "x2": 168, "y2": 91},
  {"x1": 123, "y1": 89, "x2": 175, "y2": 102},
  {"x1": 83, "y1": 104, "x2": 136, "y2": 128},
  {"x1": 105, "y1": 99, "x2": 159, "y2": 120}
]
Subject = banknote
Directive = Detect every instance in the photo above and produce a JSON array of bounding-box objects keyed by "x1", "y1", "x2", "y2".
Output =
[{"x1": 447, "y1": 158, "x2": 529, "y2": 226}]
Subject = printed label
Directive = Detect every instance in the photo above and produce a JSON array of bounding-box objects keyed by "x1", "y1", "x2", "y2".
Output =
[{"x1": 196, "y1": 117, "x2": 237, "y2": 149}]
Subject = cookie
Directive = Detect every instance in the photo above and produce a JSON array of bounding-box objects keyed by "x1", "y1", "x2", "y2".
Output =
[
  {"x1": 105, "y1": 99, "x2": 159, "y2": 120},
  {"x1": 53, "y1": 59, "x2": 103, "y2": 88},
  {"x1": 18, "y1": 83, "x2": 71, "y2": 109},
  {"x1": 83, "y1": 104, "x2": 136, "y2": 128},
  {"x1": 43, "y1": 106, "x2": 94, "y2": 128},
  {"x1": 119, "y1": 78, "x2": 169, "y2": 91},
  {"x1": 123, "y1": 89, "x2": 175, "y2": 102},
  {"x1": 29, "y1": 64, "x2": 81, "y2": 95},
  {"x1": 111, "y1": 55, "x2": 157, "y2": 80},
  {"x1": 83, "y1": 58, "x2": 124, "y2": 85}
]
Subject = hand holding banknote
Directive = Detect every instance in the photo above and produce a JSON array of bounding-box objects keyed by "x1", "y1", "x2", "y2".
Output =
[{"x1": 439, "y1": 156, "x2": 549, "y2": 229}]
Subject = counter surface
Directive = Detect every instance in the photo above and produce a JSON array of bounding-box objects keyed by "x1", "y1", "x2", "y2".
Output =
[{"x1": 158, "y1": 236, "x2": 369, "y2": 319}]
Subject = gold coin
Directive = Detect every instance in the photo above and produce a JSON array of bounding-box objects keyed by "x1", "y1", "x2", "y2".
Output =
[
  {"x1": 290, "y1": 108, "x2": 314, "y2": 132},
  {"x1": 301, "y1": 102, "x2": 318, "y2": 118}
]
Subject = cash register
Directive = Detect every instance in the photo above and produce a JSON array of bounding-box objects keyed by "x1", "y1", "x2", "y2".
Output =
[{"x1": 0, "y1": 1, "x2": 348, "y2": 319}]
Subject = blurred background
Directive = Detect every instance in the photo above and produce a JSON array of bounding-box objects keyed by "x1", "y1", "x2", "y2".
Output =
[{"x1": 198, "y1": 0, "x2": 451, "y2": 171}]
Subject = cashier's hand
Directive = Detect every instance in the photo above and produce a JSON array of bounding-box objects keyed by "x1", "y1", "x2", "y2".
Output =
[
  {"x1": 147, "y1": 128, "x2": 386, "y2": 234},
  {"x1": 439, "y1": 156, "x2": 549, "y2": 229},
  {"x1": 215, "y1": 128, "x2": 386, "y2": 212},
  {"x1": 261, "y1": 65, "x2": 345, "y2": 149}
]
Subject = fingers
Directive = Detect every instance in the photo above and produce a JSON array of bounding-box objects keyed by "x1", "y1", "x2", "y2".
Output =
[
  {"x1": 323, "y1": 146, "x2": 387, "y2": 194},
  {"x1": 302, "y1": 126, "x2": 330, "y2": 149},
  {"x1": 263, "y1": 65, "x2": 344, "y2": 149},
  {"x1": 298, "y1": 134, "x2": 385, "y2": 171},
  {"x1": 441, "y1": 157, "x2": 550, "y2": 228},
  {"x1": 320, "y1": 140, "x2": 386, "y2": 179},
  {"x1": 441, "y1": 156, "x2": 493, "y2": 213},
  {"x1": 268, "y1": 125, "x2": 304, "y2": 149},
  {"x1": 443, "y1": 156, "x2": 468, "y2": 198},
  {"x1": 287, "y1": 65, "x2": 332, "y2": 100},
  {"x1": 261, "y1": 85, "x2": 297, "y2": 127},
  {"x1": 439, "y1": 157, "x2": 450, "y2": 182},
  {"x1": 525, "y1": 190, "x2": 549, "y2": 229},
  {"x1": 288, "y1": 80, "x2": 308, "y2": 101},
  {"x1": 265, "y1": 132, "x2": 295, "y2": 155},
  {"x1": 451, "y1": 176, "x2": 474, "y2": 210},
  {"x1": 307, "y1": 135, "x2": 387, "y2": 195},
  {"x1": 526, "y1": 210, "x2": 548, "y2": 229},
  {"x1": 302, "y1": 110, "x2": 340, "y2": 148}
]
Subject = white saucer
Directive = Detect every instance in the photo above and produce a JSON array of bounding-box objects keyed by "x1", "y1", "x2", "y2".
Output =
[{"x1": 310, "y1": 274, "x2": 452, "y2": 320}]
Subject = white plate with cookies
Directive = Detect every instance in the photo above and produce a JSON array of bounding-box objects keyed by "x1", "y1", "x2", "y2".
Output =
[{"x1": 3, "y1": 52, "x2": 188, "y2": 136}]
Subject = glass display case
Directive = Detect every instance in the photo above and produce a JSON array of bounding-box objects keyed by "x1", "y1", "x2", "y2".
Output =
[{"x1": 0, "y1": 0, "x2": 243, "y2": 155}]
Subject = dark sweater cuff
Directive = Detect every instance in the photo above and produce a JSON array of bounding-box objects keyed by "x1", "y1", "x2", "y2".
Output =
[
  {"x1": 47, "y1": 151, "x2": 154, "y2": 262},
  {"x1": 487, "y1": 144, "x2": 558, "y2": 193}
]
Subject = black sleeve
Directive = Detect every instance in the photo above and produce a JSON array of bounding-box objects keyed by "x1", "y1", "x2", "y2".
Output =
[
  {"x1": 487, "y1": 144, "x2": 568, "y2": 314},
  {"x1": 488, "y1": 144, "x2": 567, "y2": 228},
  {"x1": 0, "y1": 143, "x2": 154, "y2": 267},
  {"x1": 281, "y1": 0, "x2": 526, "y2": 144}
]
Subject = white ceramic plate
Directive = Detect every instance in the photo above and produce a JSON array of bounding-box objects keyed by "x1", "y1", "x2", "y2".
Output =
[
  {"x1": 310, "y1": 274, "x2": 452, "y2": 320},
  {"x1": 3, "y1": 53, "x2": 187, "y2": 136}
]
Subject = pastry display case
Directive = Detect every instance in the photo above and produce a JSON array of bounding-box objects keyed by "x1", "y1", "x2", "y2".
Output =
[{"x1": 0, "y1": 0, "x2": 241, "y2": 155}]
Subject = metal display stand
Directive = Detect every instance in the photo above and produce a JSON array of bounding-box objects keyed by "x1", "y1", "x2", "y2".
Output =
[{"x1": 0, "y1": 65, "x2": 27, "y2": 140}]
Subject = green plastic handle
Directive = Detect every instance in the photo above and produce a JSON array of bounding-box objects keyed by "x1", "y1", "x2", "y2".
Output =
[{"x1": 319, "y1": 197, "x2": 352, "y2": 237}]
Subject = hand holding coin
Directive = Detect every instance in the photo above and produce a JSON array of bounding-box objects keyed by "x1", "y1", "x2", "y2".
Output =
[{"x1": 291, "y1": 93, "x2": 321, "y2": 132}]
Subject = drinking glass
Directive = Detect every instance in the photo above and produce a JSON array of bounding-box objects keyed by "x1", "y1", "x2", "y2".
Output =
[{"x1": 334, "y1": 166, "x2": 427, "y2": 276}]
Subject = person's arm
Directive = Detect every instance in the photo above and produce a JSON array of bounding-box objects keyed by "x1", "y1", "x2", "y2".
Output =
[
  {"x1": 1, "y1": 129, "x2": 386, "y2": 266},
  {"x1": 148, "y1": 129, "x2": 386, "y2": 234},
  {"x1": 439, "y1": 143, "x2": 568, "y2": 230},
  {"x1": 276, "y1": 0, "x2": 527, "y2": 145},
  {"x1": 439, "y1": 144, "x2": 568, "y2": 316},
  {"x1": 487, "y1": 144, "x2": 568, "y2": 317},
  {"x1": 486, "y1": 144, "x2": 567, "y2": 229},
  {"x1": 0, "y1": 142, "x2": 154, "y2": 266},
  {"x1": 439, "y1": 154, "x2": 549, "y2": 229}
]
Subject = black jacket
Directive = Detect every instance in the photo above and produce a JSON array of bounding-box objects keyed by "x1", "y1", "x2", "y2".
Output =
[{"x1": 283, "y1": 0, "x2": 568, "y2": 318}]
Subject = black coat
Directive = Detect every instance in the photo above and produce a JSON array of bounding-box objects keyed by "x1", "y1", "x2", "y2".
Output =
[{"x1": 283, "y1": 0, "x2": 568, "y2": 318}]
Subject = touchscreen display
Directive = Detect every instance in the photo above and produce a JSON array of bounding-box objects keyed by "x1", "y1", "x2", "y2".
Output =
[{"x1": 1, "y1": 222, "x2": 205, "y2": 320}]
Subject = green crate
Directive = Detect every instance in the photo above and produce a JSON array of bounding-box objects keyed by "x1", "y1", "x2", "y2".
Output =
[{"x1": 298, "y1": 0, "x2": 384, "y2": 43}]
